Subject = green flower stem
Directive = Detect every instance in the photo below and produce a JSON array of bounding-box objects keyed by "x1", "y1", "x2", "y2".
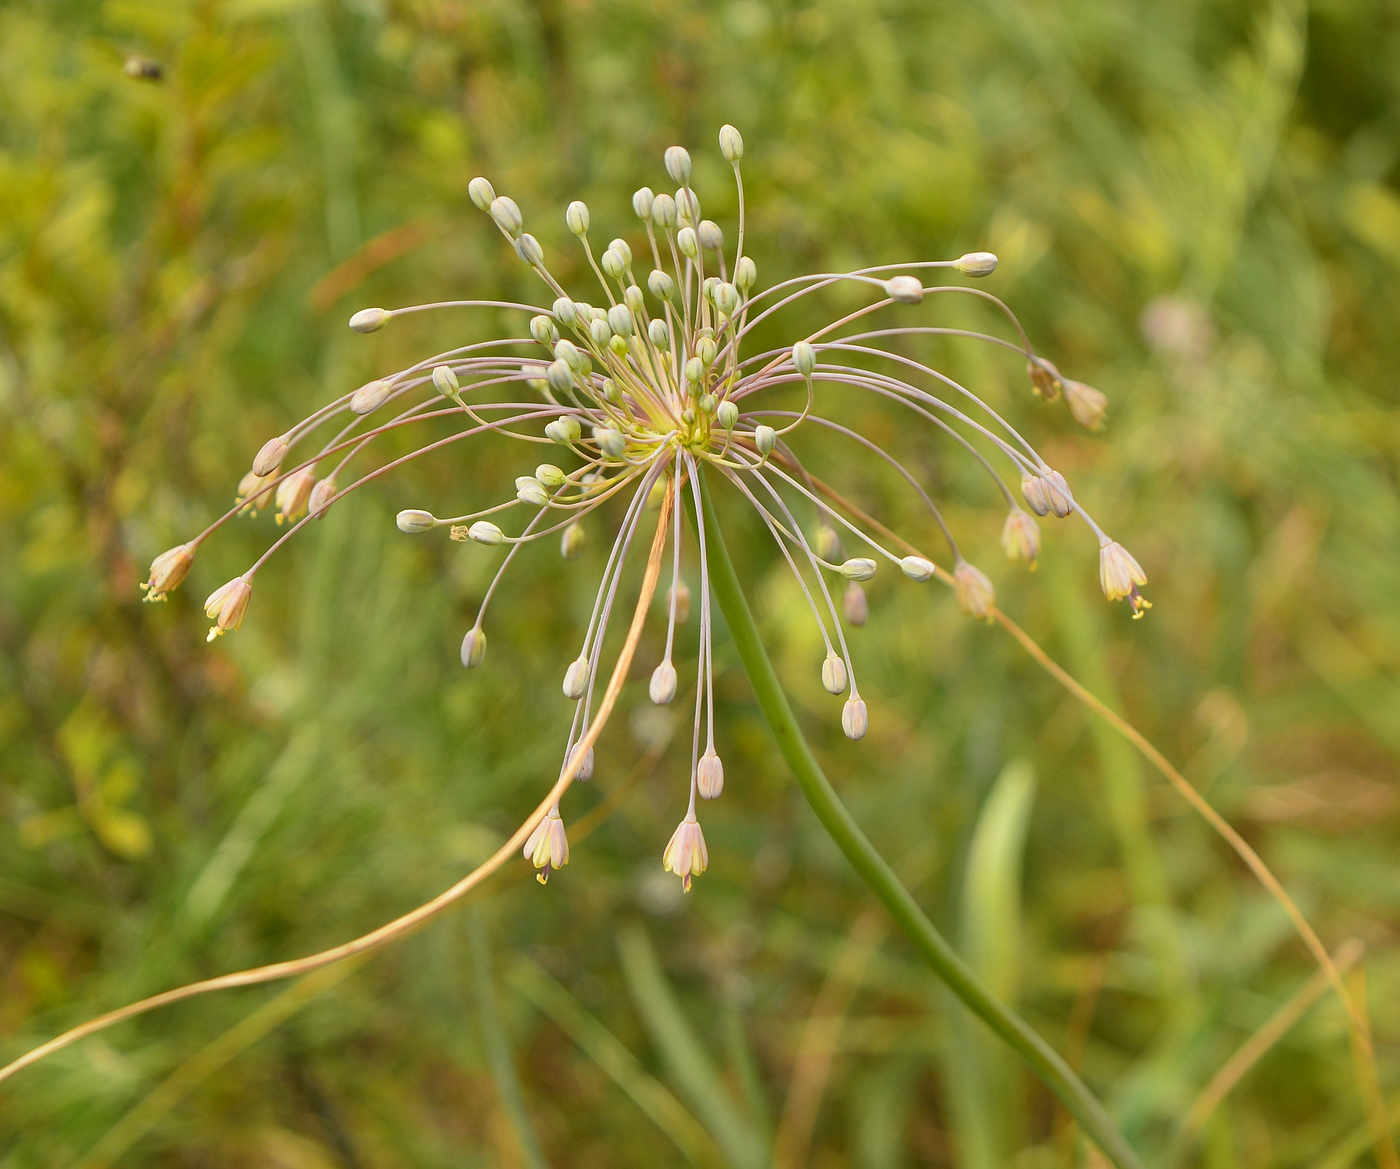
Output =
[{"x1": 698, "y1": 472, "x2": 1144, "y2": 1169}]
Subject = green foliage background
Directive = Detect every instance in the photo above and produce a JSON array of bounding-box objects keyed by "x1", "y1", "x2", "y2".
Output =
[{"x1": 1, "y1": 0, "x2": 1399, "y2": 1164}]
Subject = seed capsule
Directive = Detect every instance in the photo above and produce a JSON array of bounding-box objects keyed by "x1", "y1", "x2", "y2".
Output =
[
  {"x1": 821, "y1": 652, "x2": 848, "y2": 695},
  {"x1": 716, "y1": 401, "x2": 738, "y2": 429},
  {"x1": 697, "y1": 750, "x2": 725, "y2": 799},
  {"x1": 489, "y1": 195, "x2": 522, "y2": 236},
  {"x1": 348, "y1": 307, "x2": 390, "y2": 334},
  {"x1": 955, "y1": 251, "x2": 999, "y2": 277},
  {"x1": 843, "y1": 582, "x2": 868, "y2": 627},
  {"x1": 953, "y1": 560, "x2": 996, "y2": 620},
  {"x1": 719, "y1": 124, "x2": 744, "y2": 162},
  {"x1": 252, "y1": 434, "x2": 290, "y2": 477},
  {"x1": 664, "y1": 145, "x2": 693, "y2": 185},
  {"x1": 698, "y1": 219, "x2": 724, "y2": 251},
  {"x1": 468, "y1": 176, "x2": 496, "y2": 211},
  {"x1": 516, "y1": 476, "x2": 549, "y2": 506},
  {"x1": 545, "y1": 416, "x2": 581, "y2": 444},
  {"x1": 561, "y1": 521, "x2": 586, "y2": 559},
  {"x1": 350, "y1": 378, "x2": 393, "y2": 415},
  {"x1": 566, "y1": 200, "x2": 590, "y2": 236},
  {"x1": 734, "y1": 256, "x2": 757, "y2": 291},
  {"x1": 460, "y1": 628, "x2": 487, "y2": 668},
  {"x1": 900, "y1": 555, "x2": 935, "y2": 581},
  {"x1": 468, "y1": 521, "x2": 505, "y2": 545},
  {"x1": 886, "y1": 275, "x2": 924, "y2": 304},
  {"x1": 793, "y1": 340, "x2": 816, "y2": 378},
  {"x1": 562, "y1": 656, "x2": 590, "y2": 700},
  {"x1": 754, "y1": 425, "x2": 776, "y2": 457},
  {"x1": 396, "y1": 509, "x2": 435, "y2": 533},
  {"x1": 839, "y1": 557, "x2": 877, "y2": 581},
  {"x1": 633, "y1": 186, "x2": 655, "y2": 220},
  {"x1": 842, "y1": 696, "x2": 869, "y2": 741},
  {"x1": 649, "y1": 269, "x2": 676, "y2": 300},
  {"x1": 649, "y1": 660, "x2": 678, "y2": 705}
]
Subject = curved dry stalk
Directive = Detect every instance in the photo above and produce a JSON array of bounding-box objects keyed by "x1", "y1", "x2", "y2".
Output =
[{"x1": 0, "y1": 479, "x2": 674, "y2": 1090}]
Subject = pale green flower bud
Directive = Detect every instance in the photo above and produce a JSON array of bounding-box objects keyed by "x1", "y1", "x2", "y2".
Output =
[
  {"x1": 821, "y1": 652, "x2": 848, "y2": 695},
  {"x1": 595, "y1": 428, "x2": 625, "y2": 458},
  {"x1": 350, "y1": 378, "x2": 392, "y2": 415},
  {"x1": 843, "y1": 582, "x2": 868, "y2": 626},
  {"x1": 697, "y1": 749, "x2": 724, "y2": 799},
  {"x1": 633, "y1": 186, "x2": 655, "y2": 220},
  {"x1": 649, "y1": 660, "x2": 678, "y2": 705},
  {"x1": 681, "y1": 407, "x2": 696, "y2": 425},
  {"x1": 624, "y1": 284, "x2": 645, "y2": 312},
  {"x1": 652, "y1": 192, "x2": 678, "y2": 229},
  {"x1": 432, "y1": 365, "x2": 462, "y2": 404},
  {"x1": 514, "y1": 233, "x2": 543, "y2": 265},
  {"x1": 842, "y1": 697, "x2": 869, "y2": 741},
  {"x1": 900, "y1": 555, "x2": 935, "y2": 581},
  {"x1": 684, "y1": 356, "x2": 704, "y2": 384},
  {"x1": 590, "y1": 318, "x2": 612, "y2": 346},
  {"x1": 574, "y1": 301, "x2": 594, "y2": 321},
  {"x1": 667, "y1": 580, "x2": 692, "y2": 624},
  {"x1": 718, "y1": 124, "x2": 744, "y2": 162},
  {"x1": 609, "y1": 238, "x2": 633, "y2": 267},
  {"x1": 886, "y1": 275, "x2": 923, "y2": 304},
  {"x1": 524, "y1": 365, "x2": 548, "y2": 391},
  {"x1": 546, "y1": 360, "x2": 574, "y2": 395},
  {"x1": 516, "y1": 476, "x2": 549, "y2": 506},
  {"x1": 955, "y1": 251, "x2": 998, "y2": 277},
  {"x1": 839, "y1": 557, "x2": 877, "y2": 581},
  {"x1": 566, "y1": 200, "x2": 590, "y2": 236},
  {"x1": 734, "y1": 256, "x2": 757, "y2": 291},
  {"x1": 460, "y1": 627, "x2": 486, "y2": 668},
  {"x1": 489, "y1": 195, "x2": 522, "y2": 236},
  {"x1": 562, "y1": 656, "x2": 590, "y2": 700},
  {"x1": 609, "y1": 334, "x2": 630, "y2": 357},
  {"x1": 552, "y1": 296, "x2": 578, "y2": 326},
  {"x1": 953, "y1": 560, "x2": 995, "y2": 620},
  {"x1": 601, "y1": 378, "x2": 621, "y2": 403},
  {"x1": 717, "y1": 400, "x2": 738, "y2": 429},
  {"x1": 713, "y1": 282, "x2": 740, "y2": 316},
  {"x1": 607, "y1": 303, "x2": 633, "y2": 337},
  {"x1": 649, "y1": 319, "x2": 670, "y2": 347},
  {"x1": 754, "y1": 425, "x2": 776, "y2": 456},
  {"x1": 469, "y1": 521, "x2": 505, "y2": 545},
  {"x1": 702, "y1": 276, "x2": 719, "y2": 304},
  {"x1": 601, "y1": 248, "x2": 626, "y2": 279},
  {"x1": 793, "y1": 340, "x2": 816, "y2": 378},
  {"x1": 698, "y1": 220, "x2": 724, "y2": 251},
  {"x1": 545, "y1": 416, "x2": 581, "y2": 444},
  {"x1": 676, "y1": 187, "x2": 700, "y2": 224},
  {"x1": 649, "y1": 268, "x2": 676, "y2": 300},
  {"x1": 253, "y1": 434, "x2": 290, "y2": 476},
  {"x1": 554, "y1": 338, "x2": 584, "y2": 371},
  {"x1": 696, "y1": 336, "x2": 717, "y2": 366},
  {"x1": 530, "y1": 315, "x2": 558, "y2": 345},
  {"x1": 815, "y1": 525, "x2": 842, "y2": 562},
  {"x1": 396, "y1": 509, "x2": 435, "y2": 533},
  {"x1": 535, "y1": 463, "x2": 565, "y2": 488},
  {"x1": 349, "y1": 307, "x2": 390, "y2": 333},
  {"x1": 664, "y1": 145, "x2": 692, "y2": 185},
  {"x1": 468, "y1": 176, "x2": 496, "y2": 211},
  {"x1": 698, "y1": 393, "x2": 716, "y2": 415},
  {"x1": 560, "y1": 520, "x2": 586, "y2": 559},
  {"x1": 677, "y1": 226, "x2": 699, "y2": 258}
]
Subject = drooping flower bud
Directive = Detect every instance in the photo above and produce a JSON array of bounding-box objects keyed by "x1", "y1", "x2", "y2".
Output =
[
  {"x1": 489, "y1": 195, "x2": 523, "y2": 236},
  {"x1": 697, "y1": 750, "x2": 724, "y2": 799},
  {"x1": 719, "y1": 124, "x2": 744, "y2": 162},
  {"x1": 468, "y1": 176, "x2": 496, "y2": 211},
  {"x1": 545, "y1": 416, "x2": 581, "y2": 445},
  {"x1": 814, "y1": 525, "x2": 842, "y2": 562},
  {"x1": 734, "y1": 256, "x2": 757, "y2": 291},
  {"x1": 524, "y1": 808, "x2": 569, "y2": 883},
  {"x1": 886, "y1": 275, "x2": 924, "y2": 304},
  {"x1": 1001, "y1": 509, "x2": 1041, "y2": 566},
  {"x1": 595, "y1": 428, "x2": 626, "y2": 458},
  {"x1": 460, "y1": 627, "x2": 487, "y2": 668},
  {"x1": 651, "y1": 192, "x2": 678, "y2": 229},
  {"x1": 664, "y1": 145, "x2": 693, "y2": 185},
  {"x1": 1098, "y1": 541, "x2": 1151, "y2": 618},
  {"x1": 568, "y1": 744, "x2": 595, "y2": 782},
  {"x1": 1041, "y1": 469, "x2": 1074, "y2": 518},
  {"x1": 662, "y1": 816, "x2": 707, "y2": 892},
  {"x1": 843, "y1": 582, "x2": 868, "y2": 626},
  {"x1": 842, "y1": 696, "x2": 868, "y2": 740},
  {"x1": 350, "y1": 378, "x2": 393, "y2": 415},
  {"x1": 252, "y1": 434, "x2": 290, "y2": 477},
  {"x1": 204, "y1": 576, "x2": 252, "y2": 641},
  {"x1": 235, "y1": 469, "x2": 276, "y2": 516},
  {"x1": 955, "y1": 251, "x2": 999, "y2": 277},
  {"x1": 560, "y1": 521, "x2": 586, "y2": 559},
  {"x1": 1064, "y1": 379, "x2": 1108, "y2": 431},
  {"x1": 821, "y1": 652, "x2": 848, "y2": 695},
  {"x1": 142, "y1": 543, "x2": 195, "y2": 601},
  {"x1": 633, "y1": 186, "x2": 655, "y2": 220},
  {"x1": 468, "y1": 521, "x2": 505, "y2": 545},
  {"x1": 793, "y1": 340, "x2": 816, "y2": 378},
  {"x1": 274, "y1": 467, "x2": 315, "y2": 525},
  {"x1": 698, "y1": 220, "x2": 724, "y2": 252},
  {"x1": 716, "y1": 400, "x2": 738, "y2": 429},
  {"x1": 649, "y1": 660, "x2": 677, "y2": 705},
  {"x1": 308, "y1": 477, "x2": 337, "y2": 519},
  {"x1": 396, "y1": 509, "x2": 435, "y2": 533},
  {"x1": 953, "y1": 560, "x2": 996, "y2": 620},
  {"x1": 1020, "y1": 470, "x2": 1051, "y2": 516},
  {"x1": 900, "y1": 555, "x2": 935, "y2": 581},
  {"x1": 565, "y1": 200, "x2": 590, "y2": 236},
  {"x1": 839, "y1": 557, "x2": 877, "y2": 581},
  {"x1": 649, "y1": 268, "x2": 676, "y2": 301},
  {"x1": 348, "y1": 307, "x2": 390, "y2": 334},
  {"x1": 754, "y1": 425, "x2": 776, "y2": 457},
  {"x1": 562, "y1": 656, "x2": 590, "y2": 700},
  {"x1": 516, "y1": 476, "x2": 549, "y2": 506}
]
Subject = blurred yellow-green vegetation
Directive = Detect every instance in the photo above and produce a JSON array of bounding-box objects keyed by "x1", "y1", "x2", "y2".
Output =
[{"x1": 3, "y1": 0, "x2": 1400, "y2": 1165}]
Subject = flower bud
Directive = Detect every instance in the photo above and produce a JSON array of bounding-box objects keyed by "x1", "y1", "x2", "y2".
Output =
[
  {"x1": 719, "y1": 124, "x2": 744, "y2": 162},
  {"x1": 350, "y1": 378, "x2": 393, "y2": 415},
  {"x1": 676, "y1": 187, "x2": 700, "y2": 224},
  {"x1": 900, "y1": 555, "x2": 935, "y2": 581},
  {"x1": 1064, "y1": 379, "x2": 1108, "y2": 431},
  {"x1": 468, "y1": 521, "x2": 505, "y2": 545},
  {"x1": 649, "y1": 660, "x2": 677, "y2": 705},
  {"x1": 460, "y1": 627, "x2": 487, "y2": 668},
  {"x1": 535, "y1": 463, "x2": 566, "y2": 489},
  {"x1": 566, "y1": 200, "x2": 590, "y2": 236},
  {"x1": 714, "y1": 282, "x2": 740, "y2": 317},
  {"x1": 734, "y1": 256, "x2": 757, "y2": 291},
  {"x1": 1020, "y1": 470, "x2": 1050, "y2": 516},
  {"x1": 955, "y1": 251, "x2": 998, "y2": 277},
  {"x1": 531, "y1": 315, "x2": 558, "y2": 346},
  {"x1": 649, "y1": 268, "x2": 676, "y2": 300},
  {"x1": 717, "y1": 400, "x2": 738, "y2": 429},
  {"x1": 432, "y1": 364, "x2": 462, "y2": 405},
  {"x1": 468, "y1": 176, "x2": 496, "y2": 211},
  {"x1": 348, "y1": 307, "x2": 390, "y2": 334},
  {"x1": 204, "y1": 576, "x2": 253, "y2": 641},
  {"x1": 649, "y1": 319, "x2": 670, "y2": 347},
  {"x1": 561, "y1": 521, "x2": 586, "y2": 559},
  {"x1": 698, "y1": 393, "x2": 717, "y2": 415},
  {"x1": 576, "y1": 301, "x2": 595, "y2": 321},
  {"x1": 839, "y1": 557, "x2": 877, "y2": 581},
  {"x1": 1001, "y1": 510, "x2": 1040, "y2": 565},
  {"x1": 1099, "y1": 541, "x2": 1151, "y2": 618},
  {"x1": 664, "y1": 145, "x2": 692, "y2": 185},
  {"x1": 953, "y1": 560, "x2": 995, "y2": 620},
  {"x1": 568, "y1": 744, "x2": 595, "y2": 783},
  {"x1": 601, "y1": 248, "x2": 626, "y2": 279},
  {"x1": 396, "y1": 509, "x2": 435, "y2": 533},
  {"x1": 602, "y1": 378, "x2": 621, "y2": 403},
  {"x1": 793, "y1": 340, "x2": 816, "y2": 378},
  {"x1": 309, "y1": 477, "x2": 337, "y2": 518},
  {"x1": 633, "y1": 186, "x2": 655, "y2": 220},
  {"x1": 595, "y1": 428, "x2": 626, "y2": 458},
  {"x1": 252, "y1": 434, "x2": 290, "y2": 477},
  {"x1": 677, "y1": 226, "x2": 699, "y2": 258},
  {"x1": 1041, "y1": 469, "x2": 1074, "y2": 518},
  {"x1": 696, "y1": 336, "x2": 718, "y2": 366},
  {"x1": 821, "y1": 652, "x2": 848, "y2": 695},
  {"x1": 609, "y1": 337, "x2": 630, "y2": 358},
  {"x1": 663, "y1": 817, "x2": 707, "y2": 891},
  {"x1": 607, "y1": 303, "x2": 633, "y2": 337},
  {"x1": 552, "y1": 296, "x2": 578, "y2": 327},
  {"x1": 562, "y1": 656, "x2": 590, "y2": 700},
  {"x1": 698, "y1": 219, "x2": 724, "y2": 251},
  {"x1": 608, "y1": 238, "x2": 633, "y2": 267},
  {"x1": 142, "y1": 543, "x2": 195, "y2": 601},
  {"x1": 702, "y1": 276, "x2": 719, "y2": 305},
  {"x1": 546, "y1": 416, "x2": 581, "y2": 444},
  {"x1": 489, "y1": 195, "x2": 522, "y2": 236},
  {"x1": 754, "y1": 425, "x2": 776, "y2": 457},
  {"x1": 697, "y1": 750, "x2": 724, "y2": 799},
  {"x1": 886, "y1": 275, "x2": 924, "y2": 304},
  {"x1": 667, "y1": 580, "x2": 692, "y2": 624},
  {"x1": 514, "y1": 233, "x2": 544, "y2": 265},
  {"x1": 842, "y1": 696, "x2": 868, "y2": 740},
  {"x1": 554, "y1": 338, "x2": 584, "y2": 371},
  {"x1": 624, "y1": 284, "x2": 645, "y2": 311},
  {"x1": 274, "y1": 467, "x2": 315, "y2": 524},
  {"x1": 235, "y1": 469, "x2": 276, "y2": 516},
  {"x1": 843, "y1": 582, "x2": 868, "y2": 626},
  {"x1": 1027, "y1": 359, "x2": 1062, "y2": 402},
  {"x1": 651, "y1": 192, "x2": 678, "y2": 229},
  {"x1": 684, "y1": 356, "x2": 704, "y2": 384},
  {"x1": 516, "y1": 476, "x2": 549, "y2": 506},
  {"x1": 814, "y1": 525, "x2": 842, "y2": 562},
  {"x1": 546, "y1": 359, "x2": 574, "y2": 395},
  {"x1": 590, "y1": 318, "x2": 612, "y2": 346}
]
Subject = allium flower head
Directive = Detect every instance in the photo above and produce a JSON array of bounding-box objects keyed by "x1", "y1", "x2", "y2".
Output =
[{"x1": 146, "y1": 126, "x2": 1148, "y2": 890}]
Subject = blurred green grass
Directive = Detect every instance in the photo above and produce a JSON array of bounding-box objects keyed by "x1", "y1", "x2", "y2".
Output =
[{"x1": 2, "y1": 0, "x2": 1399, "y2": 1165}]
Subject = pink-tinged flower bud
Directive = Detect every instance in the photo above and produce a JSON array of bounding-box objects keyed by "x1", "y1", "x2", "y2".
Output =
[
  {"x1": 562, "y1": 656, "x2": 590, "y2": 700},
  {"x1": 468, "y1": 176, "x2": 495, "y2": 211},
  {"x1": 814, "y1": 525, "x2": 842, "y2": 562},
  {"x1": 839, "y1": 557, "x2": 877, "y2": 581},
  {"x1": 885, "y1": 275, "x2": 924, "y2": 304},
  {"x1": 842, "y1": 696, "x2": 868, "y2": 740},
  {"x1": 560, "y1": 521, "x2": 586, "y2": 559},
  {"x1": 1027, "y1": 358, "x2": 1062, "y2": 402},
  {"x1": 204, "y1": 576, "x2": 252, "y2": 641},
  {"x1": 460, "y1": 627, "x2": 487, "y2": 668},
  {"x1": 1099, "y1": 541, "x2": 1151, "y2": 618},
  {"x1": 274, "y1": 467, "x2": 315, "y2": 525},
  {"x1": 697, "y1": 750, "x2": 724, "y2": 799},
  {"x1": 1041, "y1": 469, "x2": 1074, "y2": 518},
  {"x1": 1020, "y1": 470, "x2": 1051, "y2": 516},
  {"x1": 567, "y1": 744, "x2": 595, "y2": 782},
  {"x1": 252, "y1": 434, "x2": 290, "y2": 477},
  {"x1": 843, "y1": 582, "x2": 868, "y2": 627},
  {"x1": 821, "y1": 652, "x2": 848, "y2": 695},
  {"x1": 1001, "y1": 510, "x2": 1041, "y2": 566},
  {"x1": 350, "y1": 378, "x2": 393, "y2": 415},
  {"x1": 667, "y1": 580, "x2": 692, "y2": 624},
  {"x1": 348, "y1": 307, "x2": 390, "y2": 334},
  {"x1": 953, "y1": 560, "x2": 996, "y2": 621},
  {"x1": 662, "y1": 816, "x2": 708, "y2": 892},
  {"x1": 954, "y1": 251, "x2": 998, "y2": 277},
  {"x1": 235, "y1": 469, "x2": 276, "y2": 516},
  {"x1": 649, "y1": 660, "x2": 677, "y2": 705},
  {"x1": 309, "y1": 477, "x2": 337, "y2": 519},
  {"x1": 900, "y1": 555, "x2": 935, "y2": 581},
  {"x1": 524, "y1": 808, "x2": 570, "y2": 884},
  {"x1": 1064, "y1": 379, "x2": 1108, "y2": 431},
  {"x1": 142, "y1": 543, "x2": 195, "y2": 601}
]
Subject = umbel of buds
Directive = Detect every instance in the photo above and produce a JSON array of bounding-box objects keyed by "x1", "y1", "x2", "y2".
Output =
[{"x1": 145, "y1": 125, "x2": 1148, "y2": 897}]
